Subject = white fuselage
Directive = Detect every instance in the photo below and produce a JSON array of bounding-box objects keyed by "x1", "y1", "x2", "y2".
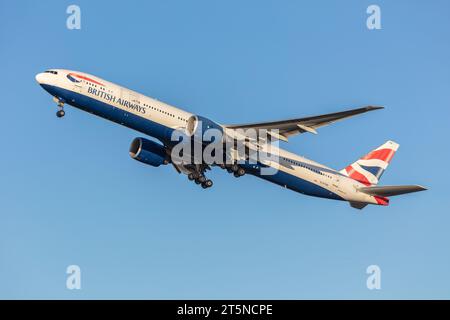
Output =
[{"x1": 35, "y1": 69, "x2": 380, "y2": 205}]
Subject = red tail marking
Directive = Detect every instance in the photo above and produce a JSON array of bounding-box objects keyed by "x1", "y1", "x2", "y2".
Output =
[
  {"x1": 374, "y1": 196, "x2": 389, "y2": 206},
  {"x1": 345, "y1": 165, "x2": 372, "y2": 186},
  {"x1": 362, "y1": 148, "x2": 395, "y2": 163}
]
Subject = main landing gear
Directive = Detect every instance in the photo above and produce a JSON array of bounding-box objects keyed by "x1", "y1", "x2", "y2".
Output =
[
  {"x1": 188, "y1": 172, "x2": 213, "y2": 189},
  {"x1": 226, "y1": 163, "x2": 246, "y2": 178},
  {"x1": 54, "y1": 97, "x2": 65, "y2": 118}
]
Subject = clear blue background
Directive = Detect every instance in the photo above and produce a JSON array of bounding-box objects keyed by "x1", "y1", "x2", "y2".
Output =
[{"x1": 0, "y1": 0, "x2": 448, "y2": 299}]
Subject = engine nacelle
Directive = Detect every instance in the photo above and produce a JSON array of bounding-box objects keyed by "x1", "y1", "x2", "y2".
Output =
[
  {"x1": 186, "y1": 115, "x2": 224, "y2": 143},
  {"x1": 129, "y1": 138, "x2": 169, "y2": 167}
]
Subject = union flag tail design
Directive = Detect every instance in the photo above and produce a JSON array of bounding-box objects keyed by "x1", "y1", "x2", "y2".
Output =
[{"x1": 340, "y1": 140, "x2": 399, "y2": 186}]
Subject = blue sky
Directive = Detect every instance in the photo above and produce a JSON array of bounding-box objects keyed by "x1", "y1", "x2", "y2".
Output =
[{"x1": 0, "y1": 0, "x2": 449, "y2": 299}]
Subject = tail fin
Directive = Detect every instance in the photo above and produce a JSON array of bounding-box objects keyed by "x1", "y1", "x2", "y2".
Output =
[{"x1": 340, "y1": 140, "x2": 399, "y2": 186}]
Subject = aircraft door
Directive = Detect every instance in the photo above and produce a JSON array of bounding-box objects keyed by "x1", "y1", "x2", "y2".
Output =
[
  {"x1": 73, "y1": 83, "x2": 82, "y2": 93},
  {"x1": 121, "y1": 89, "x2": 141, "y2": 112},
  {"x1": 333, "y1": 173, "x2": 343, "y2": 193},
  {"x1": 129, "y1": 91, "x2": 140, "y2": 106}
]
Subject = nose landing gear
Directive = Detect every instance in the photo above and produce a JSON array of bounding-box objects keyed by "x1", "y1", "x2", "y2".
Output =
[{"x1": 53, "y1": 97, "x2": 65, "y2": 118}]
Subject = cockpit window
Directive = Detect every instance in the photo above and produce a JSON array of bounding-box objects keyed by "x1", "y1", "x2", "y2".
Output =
[{"x1": 44, "y1": 70, "x2": 58, "y2": 75}]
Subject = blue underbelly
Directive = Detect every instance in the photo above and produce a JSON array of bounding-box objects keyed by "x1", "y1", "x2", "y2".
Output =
[
  {"x1": 41, "y1": 84, "x2": 174, "y2": 143},
  {"x1": 241, "y1": 163, "x2": 344, "y2": 201}
]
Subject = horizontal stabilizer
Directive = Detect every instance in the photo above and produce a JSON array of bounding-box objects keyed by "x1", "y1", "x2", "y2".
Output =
[
  {"x1": 359, "y1": 185, "x2": 427, "y2": 197},
  {"x1": 350, "y1": 202, "x2": 368, "y2": 210}
]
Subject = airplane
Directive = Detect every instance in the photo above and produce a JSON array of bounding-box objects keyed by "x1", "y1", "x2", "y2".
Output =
[{"x1": 35, "y1": 69, "x2": 426, "y2": 209}]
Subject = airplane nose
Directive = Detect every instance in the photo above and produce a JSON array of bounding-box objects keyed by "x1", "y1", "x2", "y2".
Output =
[{"x1": 35, "y1": 73, "x2": 44, "y2": 84}]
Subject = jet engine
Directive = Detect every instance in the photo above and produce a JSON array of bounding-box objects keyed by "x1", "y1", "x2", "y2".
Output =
[
  {"x1": 129, "y1": 137, "x2": 170, "y2": 167},
  {"x1": 186, "y1": 115, "x2": 224, "y2": 143}
]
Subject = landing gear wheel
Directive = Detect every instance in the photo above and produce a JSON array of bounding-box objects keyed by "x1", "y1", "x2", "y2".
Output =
[
  {"x1": 56, "y1": 110, "x2": 65, "y2": 118},
  {"x1": 237, "y1": 168, "x2": 246, "y2": 176},
  {"x1": 194, "y1": 179, "x2": 201, "y2": 185},
  {"x1": 188, "y1": 173, "x2": 195, "y2": 181},
  {"x1": 198, "y1": 175, "x2": 207, "y2": 184},
  {"x1": 231, "y1": 164, "x2": 239, "y2": 172},
  {"x1": 201, "y1": 180, "x2": 213, "y2": 189}
]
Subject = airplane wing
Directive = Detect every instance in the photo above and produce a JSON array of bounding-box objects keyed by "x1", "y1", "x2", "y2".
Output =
[{"x1": 225, "y1": 106, "x2": 383, "y2": 142}]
